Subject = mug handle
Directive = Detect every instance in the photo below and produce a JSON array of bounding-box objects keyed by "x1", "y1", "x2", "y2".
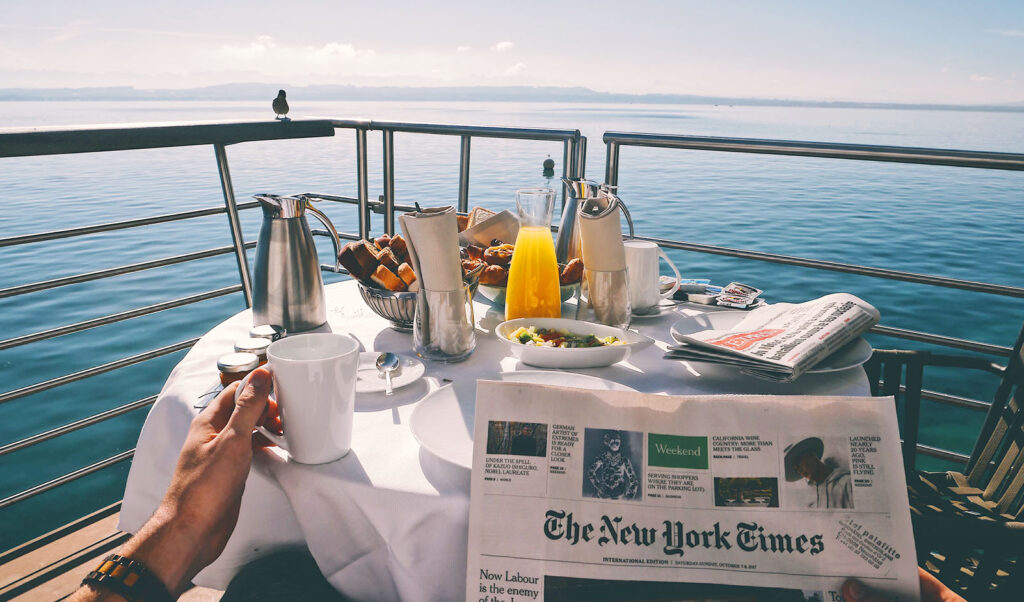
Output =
[
  {"x1": 234, "y1": 370, "x2": 288, "y2": 451},
  {"x1": 658, "y1": 249, "x2": 682, "y2": 299}
]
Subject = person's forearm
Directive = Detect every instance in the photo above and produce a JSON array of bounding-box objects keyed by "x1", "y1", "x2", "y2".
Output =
[{"x1": 68, "y1": 505, "x2": 203, "y2": 601}]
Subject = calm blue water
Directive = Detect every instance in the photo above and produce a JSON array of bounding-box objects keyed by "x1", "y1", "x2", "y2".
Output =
[{"x1": 1, "y1": 100, "x2": 1022, "y2": 547}]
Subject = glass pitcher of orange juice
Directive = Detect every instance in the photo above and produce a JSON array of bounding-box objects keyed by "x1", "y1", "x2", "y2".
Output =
[{"x1": 506, "y1": 188, "x2": 561, "y2": 320}]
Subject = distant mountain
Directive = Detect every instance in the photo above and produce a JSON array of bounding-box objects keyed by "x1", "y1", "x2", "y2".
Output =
[{"x1": 1, "y1": 84, "x2": 1022, "y2": 112}]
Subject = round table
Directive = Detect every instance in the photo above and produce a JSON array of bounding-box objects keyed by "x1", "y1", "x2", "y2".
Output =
[{"x1": 119, "y1": 280, "x2": 869, "y2": 601}]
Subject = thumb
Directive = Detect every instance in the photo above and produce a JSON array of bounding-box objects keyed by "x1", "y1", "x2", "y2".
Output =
[
  {"x1": 226, "y1": 368, "x2": 271, "y2": 434},
  {"x1": 842, "y1": 579, "x2": 892, "y2": 602}
]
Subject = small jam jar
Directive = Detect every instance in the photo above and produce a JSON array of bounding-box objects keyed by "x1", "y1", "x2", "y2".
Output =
[
  {"x1": 234, "y1": 337, "x2": 272, "y2": 366},
  {"x1": 217, "y1": 352, "x2": 259, "y2": 387},
  {"x1": 249, "y1": 325, "x2": 286, "y2": 341}
]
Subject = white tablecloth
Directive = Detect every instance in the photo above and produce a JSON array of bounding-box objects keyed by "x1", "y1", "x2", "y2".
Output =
[{"x1": 119, "y1": 280, "x2": 869, "y2": 601}]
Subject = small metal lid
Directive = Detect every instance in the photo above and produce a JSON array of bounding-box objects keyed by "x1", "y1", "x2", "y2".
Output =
[
  {"x1": 217, "y1": 352, "x2": 259, "y2": 374},
  {"x1": 249, "y1": 324, "x2": 286, "y2": 341},
  {"x1": 234, "y1": 337, "x2": 272, "y2": 356}
]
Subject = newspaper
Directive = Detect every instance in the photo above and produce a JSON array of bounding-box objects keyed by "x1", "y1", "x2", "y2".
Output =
[
  {"x1": 665, "y1": 293, "x2": 881, "y2": 382},
  {"x1": 466, "y1": 381, "x2": 920, "y2": 601}
]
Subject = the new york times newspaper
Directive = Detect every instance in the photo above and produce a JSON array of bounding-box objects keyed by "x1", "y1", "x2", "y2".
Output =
[
  {"x1": 466, "y1": 382, "x2": 920, "y2": 602},
  {"x1": 665, "y1": 293, "x2": 881, "y2": 382}
]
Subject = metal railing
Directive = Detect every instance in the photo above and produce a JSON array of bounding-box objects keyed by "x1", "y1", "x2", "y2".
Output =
[
  {"x1": 1, "y1": 120, "x2": 1020, "y2": 554},
  {"x1": 0, "y1": 119, "x2": 585, "y2": 540},
  {"x1": 603, "y1": 131, "x2": 1024, "y2": 465}
]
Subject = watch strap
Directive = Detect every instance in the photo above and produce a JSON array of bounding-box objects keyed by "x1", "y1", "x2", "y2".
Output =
[{"x1": 81, "y1": 553, "x2": 173, "y2": 602}]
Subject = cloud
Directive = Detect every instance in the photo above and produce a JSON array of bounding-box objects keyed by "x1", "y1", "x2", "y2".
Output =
[
  {"x1": 505, "y1": 62, "x2": 526, "y2": 75},
  {"x1": 491, "y1": 41, "x2": 514, "y2": 52},
  {"x1": 456, "y1": 46, "x2": 472, "y2": 53},
  {"x1": 216, "y1": 36, "x2": 375, "y2": 73},
  {"x1": 969, "y1": 74, "x2": 997, "y2": 82},
  {"x1": 992, "y1": 29, "x2": 1024, "y2": 37}
]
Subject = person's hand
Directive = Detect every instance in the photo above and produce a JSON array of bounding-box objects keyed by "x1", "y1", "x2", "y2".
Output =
[
  {"x1": 107, "y1": 369, "x2": 271, "y2": 596},
  {"x1": 842, "y1": 567, "x2": 965, "y2": 602}
]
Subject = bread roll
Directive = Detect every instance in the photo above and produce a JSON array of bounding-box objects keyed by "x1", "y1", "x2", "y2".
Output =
[{"x1": 370, "y1": 265, "x2": 407, "y2": 291}]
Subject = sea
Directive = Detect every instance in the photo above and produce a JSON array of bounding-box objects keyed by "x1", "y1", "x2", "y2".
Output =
[{"x1": 1, "y1": 100, "x2": 1022, "y2": 547}]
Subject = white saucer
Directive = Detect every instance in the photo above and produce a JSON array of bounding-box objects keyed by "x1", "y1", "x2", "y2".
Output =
[
  {"x1": 409, "y1": 371, "x2": 635, "y2": 469},
  {"x1": 669, "y1": 310, "x2": 872, "y2": 373},
  {"x1": 355, "y1": 352, "x2": 425, "y2": 393}
]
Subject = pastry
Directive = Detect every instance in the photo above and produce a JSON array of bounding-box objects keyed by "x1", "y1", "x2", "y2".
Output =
[
  {"x1": 465, "y1": 244, "x2": 485, "y2": 262},
  {"x1": 373, "y1": 234, "x2": 391, "y2": 250},
  {"x1": 370, "y1": 265, "x2": 407, "y2": 292},
  {"x1": 468, "y1": 206, "x2": 497, "y2": 228},
  {"x1": 377, "y1": 247, "x2": 400, "y2": 271},
  {"x1": 559, "y1": 258, "x2": 584, "y2": 285},
  {"x1": 338, "y1": 241, "x2": 380, "y2": 280},
  {"x1": 457, "y1": 214, "x2": 470, "y2": 232},
  {"x1": 483, "y1": 243, "x2": 514, "y2": 266},
  {"x1": 461, "y1": 259, "x2": 484, "y2": 275},
  {"x1": 479, "y1": 265, "x2": 509, "y2": 286},
  {"x1": 397, "y1": 263, "x2": 417, "y2": 288},
  {"x1": 388, "y1": 234, "x2": 409, "y2": 262}
]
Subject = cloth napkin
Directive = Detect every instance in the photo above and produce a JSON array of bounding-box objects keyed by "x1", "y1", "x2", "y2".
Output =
[
  {"x1": 578, "y1": 200, "x2": 627, "y2": 271},
  {"x1": 398, "y1": 206, "x2": 463, "y2": 291},
  {"x1": 399, "y1": 206, "x2": 474, "y2": 356}
]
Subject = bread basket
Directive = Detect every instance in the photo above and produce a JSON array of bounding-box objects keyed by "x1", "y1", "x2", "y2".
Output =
[{"x1": 358, "y1": 279, "x2": 481, "y2": 332}]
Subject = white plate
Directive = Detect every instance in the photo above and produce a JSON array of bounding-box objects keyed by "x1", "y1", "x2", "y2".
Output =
[
  {"x1": 355, "y1": 352, "x2": 425, "y2": 393},
  {"x1": 670, "y1": 311, "x2": 873, "y2": 373},
  {"x1": 410, "y1": 371, "x2": 635, "y2": 468},
  {"x1": 496, "y1": 317, "x2": 654, "y2": 369}
]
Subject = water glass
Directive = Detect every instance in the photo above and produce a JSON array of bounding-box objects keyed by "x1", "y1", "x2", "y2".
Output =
[
  {"x1": 414, "y1": 286, "x2": 476, "y2": 362},
  {"x1": 577, "y1": 268, "x2": 631, "y2": 329}
]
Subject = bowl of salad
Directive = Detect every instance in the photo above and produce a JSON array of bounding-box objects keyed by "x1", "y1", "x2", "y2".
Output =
[{"x1": 496, "y1": 317, "x2": 654, "y2": 369}]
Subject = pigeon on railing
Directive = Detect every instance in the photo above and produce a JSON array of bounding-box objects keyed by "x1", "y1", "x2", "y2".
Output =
[{"x1": 273, "y1": 90, "x2": 290, "y2": 121}]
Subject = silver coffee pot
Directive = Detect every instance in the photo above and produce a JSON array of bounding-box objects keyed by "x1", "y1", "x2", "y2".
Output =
[{"x1": 251, "y1": 194, "x2": 341, "y2": 332}]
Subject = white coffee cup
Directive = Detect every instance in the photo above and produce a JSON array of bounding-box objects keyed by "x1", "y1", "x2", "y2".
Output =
[
  {"x1": 624, "y1": 240, "x2": 681, "y2": 313},
  {"x1": 236, "y1": 333, "x2": 360, "y2": 464}
]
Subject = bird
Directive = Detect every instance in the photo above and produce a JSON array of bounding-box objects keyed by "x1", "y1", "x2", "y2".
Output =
[{"x1": 272, "y1": 90, "x2": 290, "y2": 121}]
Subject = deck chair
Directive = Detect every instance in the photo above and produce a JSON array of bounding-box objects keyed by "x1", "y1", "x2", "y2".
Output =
[{"x1": 863, "y1": 323, "x2": 1024, "y2": 600}]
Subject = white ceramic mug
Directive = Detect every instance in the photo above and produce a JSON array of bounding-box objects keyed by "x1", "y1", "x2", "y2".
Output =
[
  {"x1": 236, "y1": 333, "x2": 360, "y2": 464},
  {"x1": 623, "y1": 240, "x2": 681, "y2": 313}
]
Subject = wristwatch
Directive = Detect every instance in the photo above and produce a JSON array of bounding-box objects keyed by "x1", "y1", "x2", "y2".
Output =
[{"x1": 81, "y1": 554, "x2": 173, "y2": 602}]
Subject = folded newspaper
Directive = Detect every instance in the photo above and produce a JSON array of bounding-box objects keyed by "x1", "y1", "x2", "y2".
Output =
[
  {"x1": 666, "y1": 293, "x2": 881, "y2": 382},
  {"x1": 467, "y1": 381, "x2": 920, "y2": 601}
]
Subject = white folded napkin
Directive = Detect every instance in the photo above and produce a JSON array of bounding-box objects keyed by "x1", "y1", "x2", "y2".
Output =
[
  {"x1": 399, "y1": 206, "x2": 463, "y2": 291},
  {"x1": 579, "y1": 203, "x2": 627, "y2": 271}
]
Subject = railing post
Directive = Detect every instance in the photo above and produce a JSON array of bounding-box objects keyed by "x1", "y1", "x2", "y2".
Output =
[
  {"x1": 356, "y1": 128, "x2": 370, "y2": 239},
  {"x1": 562, "y1": 139, "x2": 573, "y2": 206},
  {"x1": 382, "y1": 129, "x2": 396, "y2": 235},
  {"x1": 576, "y1": 135, "x2": 587, "y2": 179},
  {"x1": 213, "y1": 143, "x2": 253, "y2": 307},
  {"x1": 458, "y1": 135, "x2": 471, "y2": 213},
  {"x1": 604, "y1": 141, "x2": 620, "y2": 187}
]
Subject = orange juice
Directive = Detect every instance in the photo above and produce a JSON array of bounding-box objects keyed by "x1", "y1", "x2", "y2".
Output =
[{"x1": 505, "y1": 226, "x2": 562, "y2": 320}]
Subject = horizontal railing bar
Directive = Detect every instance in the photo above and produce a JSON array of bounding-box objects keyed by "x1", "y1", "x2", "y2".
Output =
[
  {"x1": 0, "y1": 120, "x2": 336, "y2": 158},
  {"x1": 302, "y1": 192, "x2": 418, "y2": 213},
  {"x1": 331, "y1": 120, "x2": 581, "y2": 142},
  {"x1": 311, "y1": 229, "x2": 360, "y2": 243},
  {"x1": 0, "y1": 285, "x2": 242, "y2": 351},
  {"x1": 0, "y1": 242, "x2": 257, "y2": 299},
  {"x1": 0, "y1": 450, "x2": 134, "y2": 510},
  {"x1": 0, "y1": 396, "x2": 157, "y2": 457},
  {"x1": 916, "y1": 444, "x2": 970, "y2": 465},
  {"x1": 919, "y1": 388, "x2": 991, "y2": 412},
  {"x1": 0, "y1": 339, "x2": 198, "y2": 405},
  {"x1": 637, "y1": 234, "x2": 1024, "y2": 299},
  {"x1": 0, "y1": 202, "x2": 258, "y2": 249},
  {"x1": 603, "y1": 132, "x2": 1024, "y2": 171},
  {"x1": 320, "y1": 264, "x2": 351, "y2": 274},
  {"x1": 870, "y1": 325, "x2": 1013, "y2": 357}
]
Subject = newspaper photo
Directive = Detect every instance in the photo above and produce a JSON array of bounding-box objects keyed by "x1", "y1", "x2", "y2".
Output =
[
  {"x1": 466, "y1": 381, "x2": 920, "y2": 601},
  {"x1": 665, "y1": 293, "x2": 881, "y2": 382}
]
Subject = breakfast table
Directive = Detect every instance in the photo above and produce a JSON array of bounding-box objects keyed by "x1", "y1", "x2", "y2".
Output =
[{"x1": 119, "y1": 279, "x2": 871, "y2": 601}]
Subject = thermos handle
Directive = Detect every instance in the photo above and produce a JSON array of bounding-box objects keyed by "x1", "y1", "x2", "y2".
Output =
[
  {"x1": 617, "y1": 198, "x2": 635, "y2": 240},
  {"x1": 304, "y1": 201, "x2": 342, "y2": 271}
]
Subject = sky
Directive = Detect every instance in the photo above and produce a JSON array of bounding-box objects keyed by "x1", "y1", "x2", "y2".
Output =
[{"x1": 2, "y1": 0, "x2": 1023, "y2": 104}]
